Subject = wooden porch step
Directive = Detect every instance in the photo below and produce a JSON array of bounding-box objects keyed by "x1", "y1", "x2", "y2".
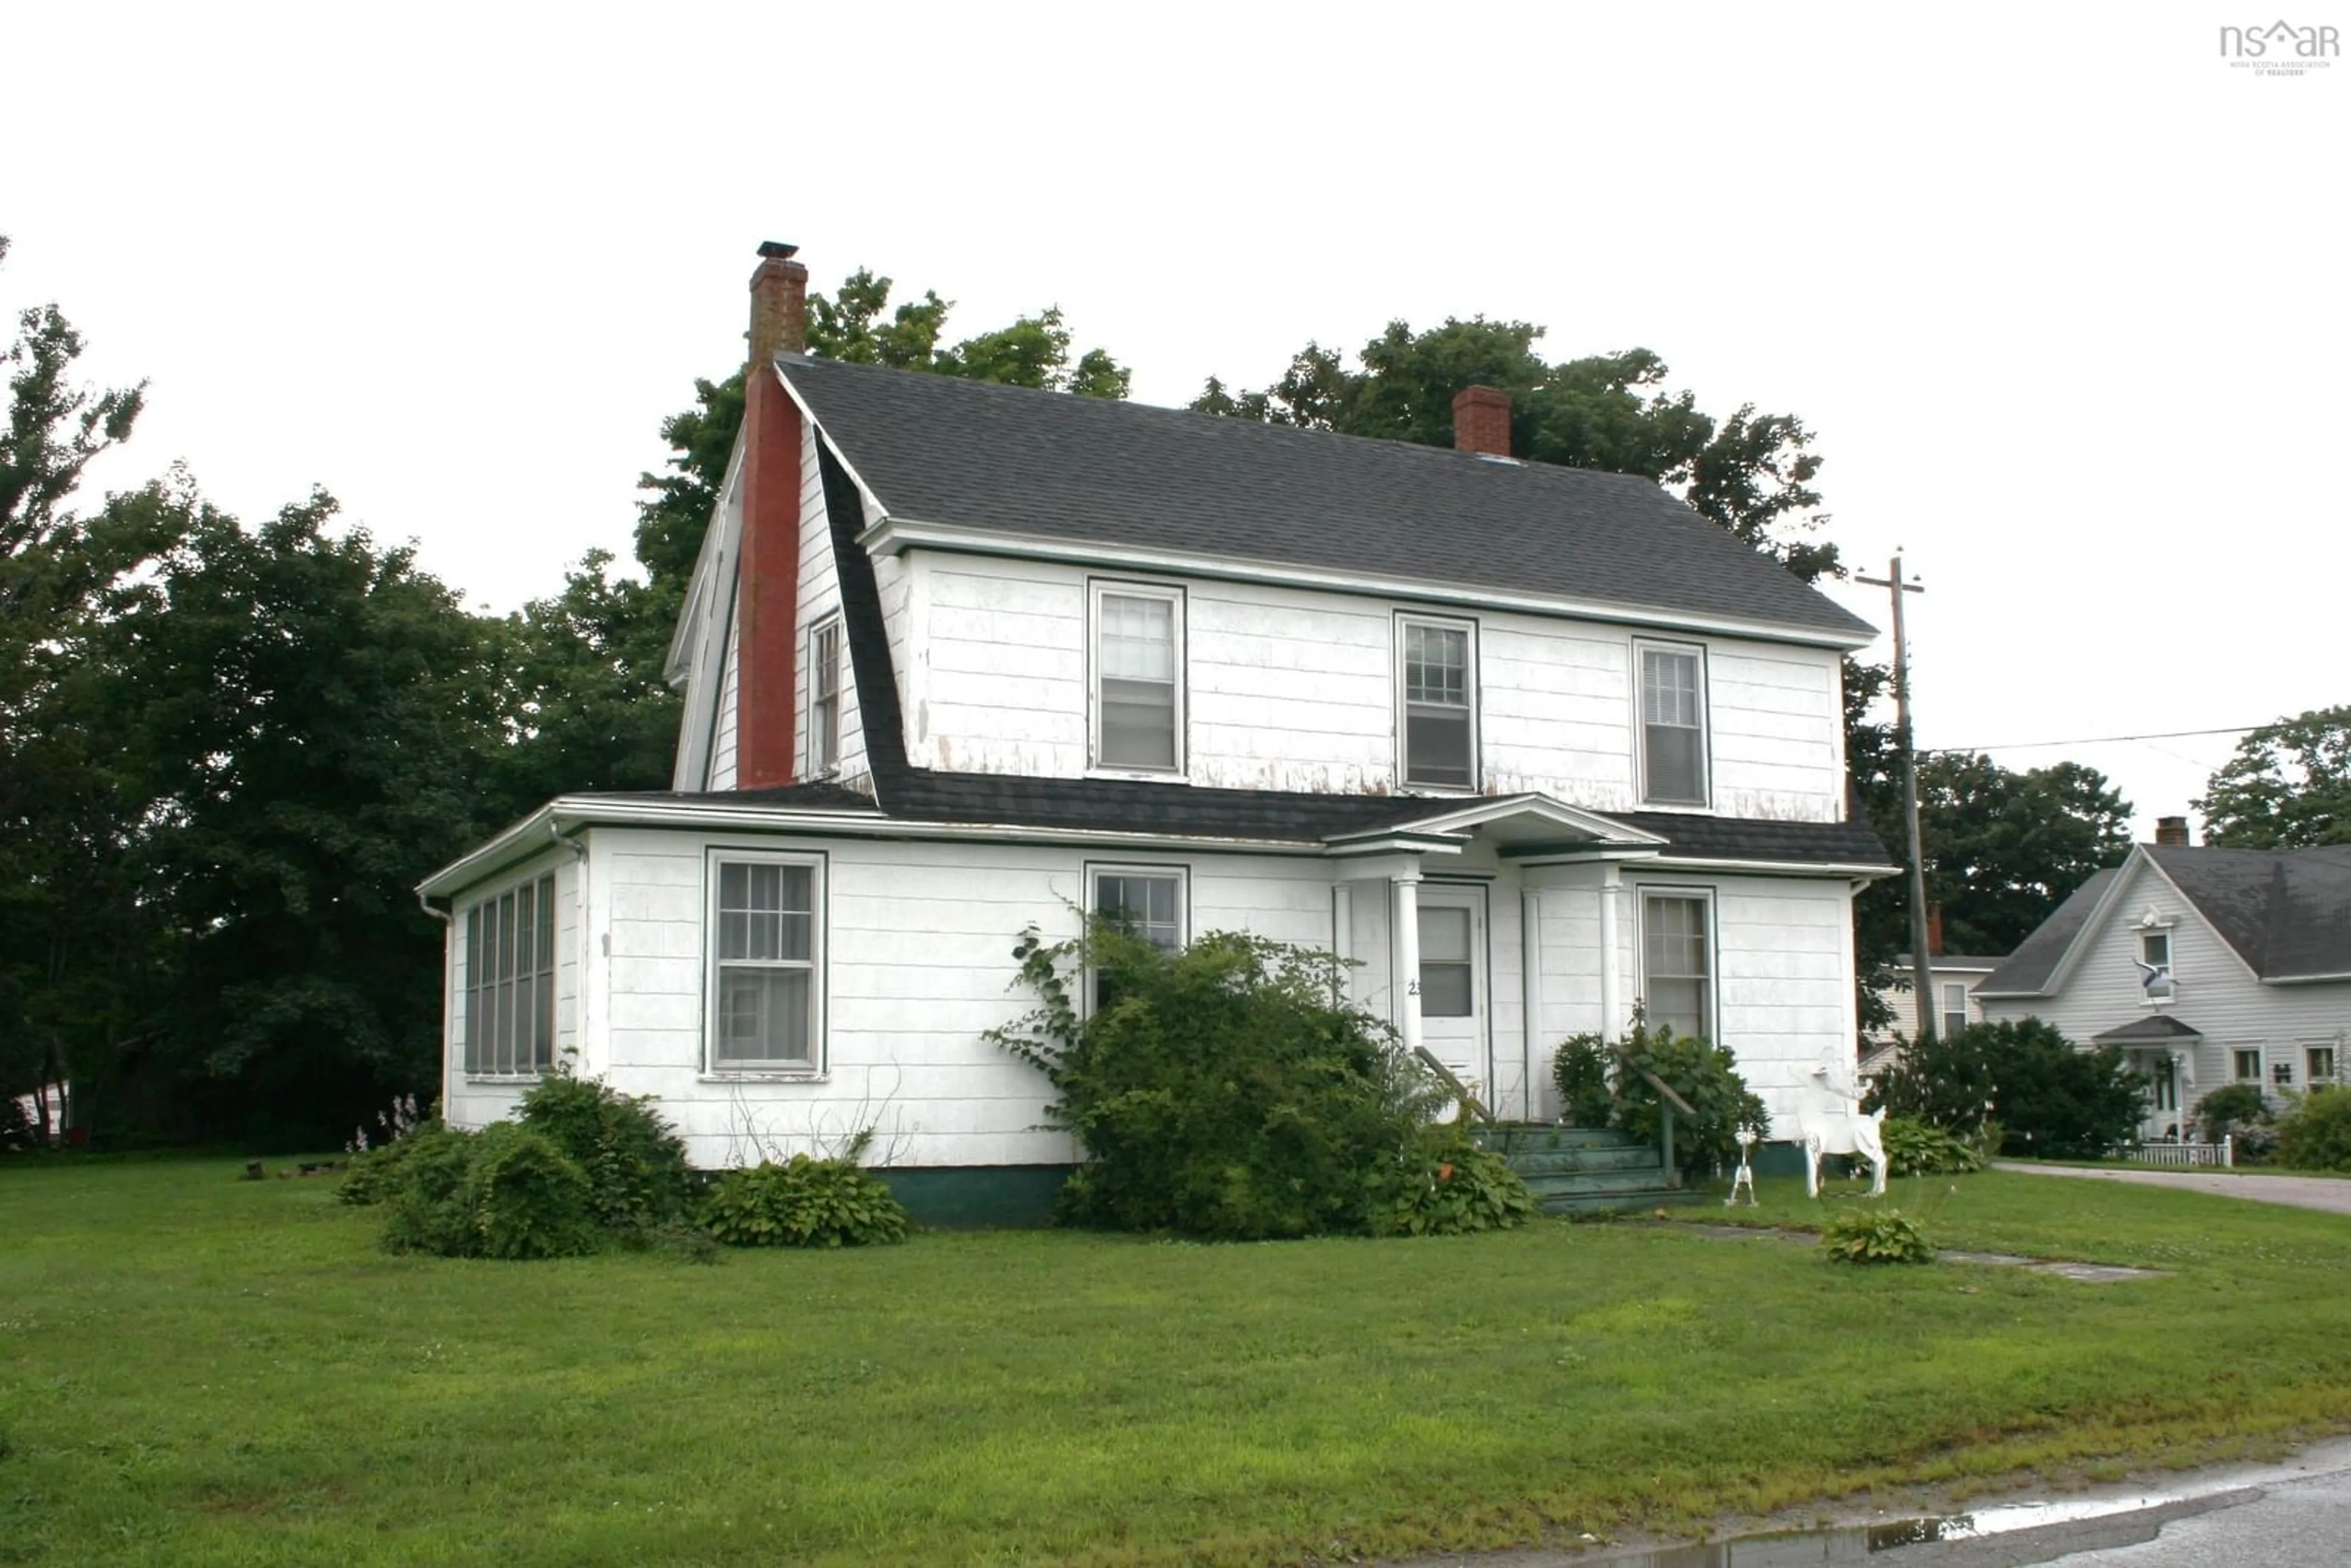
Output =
[
  {"x1": 1518, "y1": 1166, "x2": 1676, "y2": 1198},
  {"x1": 1504, "y1": 1144, "x2": 1666, "y2": 1176},
  {"x1": 1473, "y1": 1124, "x2": 1647, "y2": 1154}
]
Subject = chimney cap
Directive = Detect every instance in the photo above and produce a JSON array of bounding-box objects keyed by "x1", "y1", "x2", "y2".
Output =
[{"x1": 757, "y1": 240, "x2": 800, "y2": 260}]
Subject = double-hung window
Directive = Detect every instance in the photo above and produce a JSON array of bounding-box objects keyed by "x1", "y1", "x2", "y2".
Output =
[
  {"x1": 1400, "y1": 615, "x2": 1476, "y2": 789},
  {"x1": 710, "y1": 852, "x2": 825, "y2": 1072},
  {"x1": 2310, "y1": 1046, "x2": 2339, "y2": 1088},
  {"x1": 2234, "y1": 1047, "x2": 2264, "y2": 1082},
  {"x1": 1092, "y1": 584, "x2": 1182, "y2": 772},
  {"x1": 1640, "y1": 890, "x2": 1714, "y2": 1043},
  {"x1": 1090, "y1": 865, "x2": 1186, "y2": 1011},
  {"x1": 1940, "y1": 981, "x2": 1968, "y2": 1039},
  {"x1": 1638, "y1": 642, "x2": 1708, "y2": 806},
  {"x1": 808, "y1": 618, "x2": 842, "y2": 775},
  {"x1": 464, "y1": 872, "x2": 557, "y2": 1076}
]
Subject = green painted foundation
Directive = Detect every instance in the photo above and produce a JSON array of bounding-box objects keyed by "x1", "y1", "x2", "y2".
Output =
[{"x1": 874, "y1": 1165, "x2": 1071, "y2": 1229}]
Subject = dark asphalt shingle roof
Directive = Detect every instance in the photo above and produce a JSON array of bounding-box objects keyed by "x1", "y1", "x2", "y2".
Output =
[
  {"x1": 779, "y1": 354, "x2": 1874, "y2": 642},
  {"x1": 1981, "y1": 846, "x2": 2351, "y2": 996},
  {"x1": 2093, "y1": 1014, "x2": 2205, "y2": 1044}
]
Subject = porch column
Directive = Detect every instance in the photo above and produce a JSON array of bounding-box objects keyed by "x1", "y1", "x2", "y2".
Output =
[
  {"x1": 1597, "y1": 867, "x2": 1624, "y2": 1040},
  {"x1": 1330, "y1": 883, "x2": 1354, "y2": 1004},
  {"x1": 1391, "y1": 871, "x2": 1423, "y2": 1055},
  {"x1": 1521, "y1": 887, "x2": 1544, "y2": 1120}
]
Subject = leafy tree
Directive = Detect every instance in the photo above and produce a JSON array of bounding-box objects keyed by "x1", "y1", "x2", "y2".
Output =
[
  {"x1": 1194, "y1": 320, "x2": 1835, "y2": 580},
  {"x1": 489, "y1": 549, "x2": 681, "y2": 810},
  {"x1": 80, "y1": 481, "x2": 509, "y2": 1144},
  {"x1": 1918, "y1": 751, "x2": 2132, "y2": 956},
  {"x1": 2195, "y1": 706, "x2": 2351, "y2": 849}
]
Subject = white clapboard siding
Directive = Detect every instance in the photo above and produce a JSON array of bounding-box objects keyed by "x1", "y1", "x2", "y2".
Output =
[
  {"x1": 900, "y1": 550, "x2": 1847, "y2": 819},
  {"x1": 1979, "y1": 856, "x2": 2351, "y2": 1117},
  {"x1": 438, "y1": 826, "x2": 1865, "y2": 1169},
  {"x1": 707, "y1": 609, "x2": 740, "y2": 790}
]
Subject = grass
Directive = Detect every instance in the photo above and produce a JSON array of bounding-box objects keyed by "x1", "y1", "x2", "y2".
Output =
[{"x1": 3, "y1": 1160, "x2": 2349, "y2": 1567}]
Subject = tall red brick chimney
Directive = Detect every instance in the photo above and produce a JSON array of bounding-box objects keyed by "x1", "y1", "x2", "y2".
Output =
[
  {"x1": 2154, "y1": 816, "x2": 2192, "y2": 847},
  {"x1": 1927, "y1": 902, "x2": 1945, "y2": 958},
  {"x1": 737, "y1": 241, "x2": 809, "y2": 789},
  {"x1": 1452, "y1": 386, "x2": 1511, "y2": 457}
]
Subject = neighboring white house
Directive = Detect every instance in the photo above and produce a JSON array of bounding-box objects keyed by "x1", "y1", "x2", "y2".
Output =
[
  {"x1": 1861, "y1": 950, "x2": 2004, "y2": 1076},
  {"x1": 1976, "y1": 831, "x2": 2351, "y2": 1142},
  {"x1": 418, "y1": 243, "x2": 1895, "y2": 1221}
]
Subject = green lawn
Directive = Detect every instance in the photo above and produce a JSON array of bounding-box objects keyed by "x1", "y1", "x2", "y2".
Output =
[{"x1": 3, "y1": 1161, "x2": 2349, "y2": 1567}]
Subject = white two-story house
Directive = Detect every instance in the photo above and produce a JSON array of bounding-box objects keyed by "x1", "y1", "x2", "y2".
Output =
[{"x1": 419, "y1": 244, "x2": 1894, "y2": 1222}]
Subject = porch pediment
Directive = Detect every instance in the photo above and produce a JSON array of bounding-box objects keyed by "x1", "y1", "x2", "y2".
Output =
[
  {"x1": 1320, "y1": 793, "x2": 1667, "y2": 861},
  {"x1": 2092, "y1": 1014, "x2": 2205, "y2": 1045}
]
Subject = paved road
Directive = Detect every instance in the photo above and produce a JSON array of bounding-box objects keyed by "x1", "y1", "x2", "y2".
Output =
[{"x1": 1992, "y1": 1161, "x2": 2351, "y2": 1216}]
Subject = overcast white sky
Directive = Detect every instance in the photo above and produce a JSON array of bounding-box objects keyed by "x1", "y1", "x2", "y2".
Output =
[{"x1": 7, "y1": 1, "x2": 2344, "y2": 838}]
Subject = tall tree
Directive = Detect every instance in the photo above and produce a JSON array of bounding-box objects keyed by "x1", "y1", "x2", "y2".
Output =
[
  {"x1": 1905, "y1": 752, "x2": 2133, "y2": 956},
  {"x1": 2195, "y1": 706, "x2": 2351, "y2": 849},
  {"x1": 1194, "y1": 320, "x2": 1835, "y2": 581}
]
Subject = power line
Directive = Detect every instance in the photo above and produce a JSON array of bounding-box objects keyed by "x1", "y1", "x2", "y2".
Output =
[{"x1": 1928, "y1": 723, "x2": 2267, "y2": 754}]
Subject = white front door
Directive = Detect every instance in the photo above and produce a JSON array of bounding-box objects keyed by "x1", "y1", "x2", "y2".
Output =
[
  {"x1": 1415, "y1": 885, "x2": 1490, "y2": 1108},
  {"x1": 2128, "y1": 1049, "x2": 2179, "y2": 1141}
]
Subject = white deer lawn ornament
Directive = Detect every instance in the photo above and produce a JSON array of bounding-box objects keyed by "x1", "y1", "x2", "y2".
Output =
[{"x1": 1791, "y1": 1062, "x2": 1889, "y2": 1198}]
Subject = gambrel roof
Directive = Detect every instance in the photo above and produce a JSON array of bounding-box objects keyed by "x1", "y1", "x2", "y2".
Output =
[
  {"x1": 779, "y1": 354, "x2": 1876, "y2": 647},
  {"x1": 1979, "y1": 844, "x2": 2351, "y2": 997}
]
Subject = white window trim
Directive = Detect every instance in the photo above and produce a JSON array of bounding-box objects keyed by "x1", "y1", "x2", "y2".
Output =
[
  {"x1": 1633, "y1": 638, "x2": 1711, "y2": 810},
  {"x1": 460, "y1": 867, "x2": 560, "y2": 1081},
  {"x1": 1395, "y1": 611, "x2": 1480, "y2": 793},
  {"x1": 1082, "y1": 861, "x2": 1190, "y2": 1015},
  {"x1": 806, "y1": 615, "x2": 844, "y2": 778},
  {"x1": 1635, "y1": 884, "x2": 1718, "y2": 1044},
  {"x1": 703, "y1": 847, "x2": 828, "y2": 1079},
  {"x1": 1087, "y1": 580, "x2": 1187, "y2": 779}
]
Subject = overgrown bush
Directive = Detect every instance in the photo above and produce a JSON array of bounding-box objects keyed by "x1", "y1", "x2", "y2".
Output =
[
  {"x1": 989, "y1": 921, "x2": 1446, "y2": 1240},
  {"x1": 701, "y1": 1147, "x2": 908, "y2": 1248},
  {"x1": 516, "y1": 1074, "x2": 693, "y2": 1230},
  {"x1": 1550, "y1": 1036, "x2": 1613, "y2": 1127},
  {"x1": 1868, "y1": 1019, "x2": 2144, "y2": 1158},
  {"x1": 1880, "y1": 1115, "x2": 1985, "y2": 1177},
  {"x1": 377, "y1": 1123, "x2": 596, "y2": 1259},
  {"x1": 2195, "y1": 1082, "x2": 2271, "y2": 1147},
  {"x1": 1380, "y1": 1136, "x2": 1537, "y2": 1237},
  {"x1": 1818, "y1": 1206, "x2": 1934, "y2": 1264},
  {"x1": 1550, "y1": 1021, "x2": 1769, "y2": 1176},
  {"x1": 0, "y1": 1096, "x2": 40, "y2": 1155},
  {"x1": 338, "y1": 1094, "x2": 441, "y2": 1206},
  {"x1": 2276, "y1": 1089, "x2": 2351, "y2": 1172}
]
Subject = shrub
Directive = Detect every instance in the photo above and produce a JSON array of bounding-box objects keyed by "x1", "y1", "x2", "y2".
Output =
[
  {"x1": 1380, "y1": 1136, "x2": 1538, "y2": 1237},
  {"x1": 1880, "y1": 1115, "x2": 1984, "y2": 1177},
  {"x1": 2194, "y1": 1082, "x2": 2271, "y2": 1147},
  {"x1": 701, "y1": 1153, "x2": 908, "y2": 1248},
  {"x1": 0, "y1": 1095, "x2": 40, "y2": 1155},
  {"x1": 1551, "y1": 1021, "x2": 1768, "y2": 1177},
  {"x1": 1818, "y1": 1207, "x2": 1933, "y2": 1265},
  {"x1": 377, "y1": 1123, "x2": 601, "y2": 1259},
  {"x1": 1550, "y1": 1036, "x2": 1613, "y2": 1127},
  {"x1": 516, "y1": 1074, "x2": 692, "y2": 1230},
  {"x1": 1869, "y1": 1019, "x2": 2143, "y2": 1158},
  {"x1": 988, "y1": 921, "x2": 1446, "y2": 1240},
  {"x1": 2276, "y1": 1088, "x2": 2351, "y2": 1172}
]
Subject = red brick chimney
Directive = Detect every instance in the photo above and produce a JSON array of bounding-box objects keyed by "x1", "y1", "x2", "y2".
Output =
[
  {"x1": 1452, "y1": 386, "x2": 1511, "y2": 457},
  {"x1": 1927, "y1": 902, "x2": 1944, "y2": 958},
  {"x1": 737, "y1": 241, "x2": 809, "y2": 789},
  {"x1": 2155, "y1": 816, "x2": 2191, "y2": 847}
]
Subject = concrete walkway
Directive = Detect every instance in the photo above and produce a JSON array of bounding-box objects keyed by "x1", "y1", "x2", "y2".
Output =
[{"x1": 1994, "y1": 1161, "x2": 2351, "y2": 1215}]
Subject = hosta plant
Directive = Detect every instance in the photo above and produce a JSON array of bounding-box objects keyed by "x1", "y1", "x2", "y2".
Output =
[{"x1": 1818, "y1": 1206, "x2": 1934, "y2": 1265}]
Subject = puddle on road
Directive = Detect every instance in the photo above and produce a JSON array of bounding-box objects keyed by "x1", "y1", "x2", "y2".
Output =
[{"x1": 1578, "y1": 1488, "x2": 2192, "y2": 1566}]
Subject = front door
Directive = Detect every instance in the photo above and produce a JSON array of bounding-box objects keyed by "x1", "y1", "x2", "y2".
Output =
[
  {"x1": 2128, "y1": 1049, "x2": 2179, "y2": 1141},
  {"x1": 1415, "y1": 885, "x2": 1491, "y2": 1110}
]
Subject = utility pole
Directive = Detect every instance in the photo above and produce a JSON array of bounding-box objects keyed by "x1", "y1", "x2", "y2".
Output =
[{"x1": 1856, "y1": 555, "x2": 1933, "y2": 1045}]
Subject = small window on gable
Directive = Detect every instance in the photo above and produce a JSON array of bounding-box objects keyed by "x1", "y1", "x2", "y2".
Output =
[
  {"x1": 1640, "y1": 890, "x2": 1714, "y2": 1043},
  {"x1": 710, "y1": 853, "x2": 825, "y2": 1073},
  {"x1": 1400, "y1": 615, "x2": 1476, "y2": 789},
  {"x1": 1638, "y1": 643, "x2": 1708, "y2": 806},
  {"x1": 809, "y1": 618, "x2": 842, "y2": 775},
  {"x1": 464, "y1": 872, "x2": 557, "y2": 1077},
  {"x1": 2234, "y1": 1048, "x2": 2263, "y2": 1082},
  {"x1": 2140, "y1": 929, "x2": 2171, "y2": 975},
  {"x1": 1092, "y1": 585, "x2": 1182, "y2": 773}
]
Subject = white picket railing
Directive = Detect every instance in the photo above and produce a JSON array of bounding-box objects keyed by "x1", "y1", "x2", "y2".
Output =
[{"x1": 2117, "y1": 1137, "x2": 2233, "y2": 1168}]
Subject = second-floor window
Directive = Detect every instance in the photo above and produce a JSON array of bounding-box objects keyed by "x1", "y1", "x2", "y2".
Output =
[
  {"x1": 1638, "y1": 643, "x2": 1708, "y2": 806},
  {"x1": 1400, "y1": 616, "x2": 1475, "y2": 789},
  {"x1": 1093, "y1": 585, "x2": 1182, "y2": 772},
  {"x1": 809, "y1": 618, "x2": 842, "y2": 774},
  {"x1": 1940, "y1": 981, "x2": 1968, "y2": 1038}
]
